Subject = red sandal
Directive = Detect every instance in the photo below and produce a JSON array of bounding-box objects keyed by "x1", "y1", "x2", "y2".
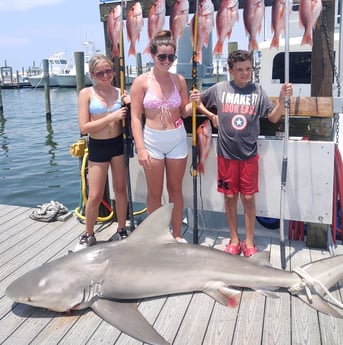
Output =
[
  {"x1": 242, "y1": 241, "x2": 257, "y2": 257},
  {"x1": 224, "y1": 240, "x2": 242, "y2": 255}
]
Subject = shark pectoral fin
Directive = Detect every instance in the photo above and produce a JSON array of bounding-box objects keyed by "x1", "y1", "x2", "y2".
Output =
[
  {"x1": 205, "y1": 286, "x2": 241, "y2": 308},
  {"x1": 91, "y1": 299, "x2": 170, "y2": 345}
]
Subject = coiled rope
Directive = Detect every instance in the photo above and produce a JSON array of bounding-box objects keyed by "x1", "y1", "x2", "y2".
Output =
[{"x1": 29, "y1": 200, "x2": 69, "y2": 222}]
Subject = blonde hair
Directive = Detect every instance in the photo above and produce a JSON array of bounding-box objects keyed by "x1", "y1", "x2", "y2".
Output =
[{"x1": 88, "y1": 54, "x2": 114, "y2": 74}]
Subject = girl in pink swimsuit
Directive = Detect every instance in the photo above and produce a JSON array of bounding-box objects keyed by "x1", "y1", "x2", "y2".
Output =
[{"x1": 130, "y1": 30, "x2": 201, "y2": 241}]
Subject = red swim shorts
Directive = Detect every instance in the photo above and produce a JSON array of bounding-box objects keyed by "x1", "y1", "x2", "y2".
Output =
[{"x1": 217, "y1": 154, "x2": 259, "y2": 195}]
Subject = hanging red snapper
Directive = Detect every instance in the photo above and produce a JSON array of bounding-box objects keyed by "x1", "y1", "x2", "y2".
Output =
[
  {"x1": 169, "y1": 0, "x2": 189, "y2": 43},
  {"x1": 213, "y1": 0, "x2": 239, "y2": 56},
  {"x1": 190, "y1": 0, "x2": 214, "y2": 63},
  {"x1": 197, "y1": 119, "x2": 212, "y2": 175},
  {"x1": 243, "y1": 0, "x2": 265, "y2": 51},
  {"x1": 144, "y1": 0, "x2": 166, "y2": 54},
  {"x1": 270, "y1": 0, "x2": 293, "y2": 50},
  {"x1": 126, "y1": 2, "x2": 144, "y2": 57},
  {"x1": 106, "y1": 5, "x2": 122, "y2": 58},
  {"x1": 299, "y1": 0, "x2": 323, "y2": 46}
]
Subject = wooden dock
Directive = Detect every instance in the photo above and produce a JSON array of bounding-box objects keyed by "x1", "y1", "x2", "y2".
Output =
[{"x1": 1, "y1": 203, "x2": 343, "y2": 345}]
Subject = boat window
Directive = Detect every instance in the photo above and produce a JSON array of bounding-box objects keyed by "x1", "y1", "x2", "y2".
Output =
[{"x1": 272, "y1": 52, "x2": 312, "y2": 84}]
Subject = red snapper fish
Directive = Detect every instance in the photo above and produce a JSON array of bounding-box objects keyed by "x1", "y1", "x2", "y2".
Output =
[
  {"x1": 126, "y1": 2, "x2": 144, "y2": 57},
  {"x1": 270, "y1": 0, "x2": 293, "y2": 50},
  {"x1": 144, "y1": 0, "x2": 166, "y2": 54},
  {"x1": 197, "y1": 119, "x2": 212, "y2": 174},
  {"x1": 191, "y1": 0, "x2": 214, "y2": 63},
  {"x1": 213, "y1": 0, "x2": 239, "y2": 56},
  {"x1": 243, "y1": 0, "x2": 265, "y2": 51},
  {"x1": 299, "y1": 0, "x2": 323, "y2": 46},
  {"x1": 169, "y1": 0, "x2": 189, "y2": 43},
  {"x1": 106, "y1": 5, "x2": 122, "y2": 58}
]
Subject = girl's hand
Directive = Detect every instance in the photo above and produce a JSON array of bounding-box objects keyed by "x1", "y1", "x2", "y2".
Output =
[
  {"x1": 189, "y1": 89, "x2": 201, "y2": 106},
  {"x1": 137, "y1": 148, "x2": 153, "y2": 169},
  {"x1": 122, "y1": 91, "x2": 131, "y2": 105},
  {"x1": 109, "y1": 106, "x2": 127, "y2": 122}
]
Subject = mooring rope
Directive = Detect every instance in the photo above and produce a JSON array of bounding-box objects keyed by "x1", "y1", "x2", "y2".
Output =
[
  {"x1": 289, "y1": 266, "x2": 343, "y2": 309},
  {"x1": 29, "y1": 200, "x2": 69, "y2": 222}
]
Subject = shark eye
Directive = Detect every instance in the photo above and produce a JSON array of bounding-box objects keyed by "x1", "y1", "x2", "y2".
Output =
[{"x1": 38, "y1": 279, "x2": 47, "y2": 288}]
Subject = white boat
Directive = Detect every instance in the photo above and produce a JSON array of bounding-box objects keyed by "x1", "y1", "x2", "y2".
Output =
[
  {"x1": 28, "y1": 52, "x2": 71, "y2": 88},
  {"x1": 55, "y1": 66, "x2": 92, "y2": 87},
  {"x1": 55, "y1": 42, "x2": 96, "y2": 88}
]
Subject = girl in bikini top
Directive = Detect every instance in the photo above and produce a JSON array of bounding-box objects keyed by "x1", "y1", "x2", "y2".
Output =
[
  {"x1": 143, "y1": 72, "x2": 182, "y2": 128},
  {"x1": 89, "y1": 87, "x2": 121, "y2": 116}
]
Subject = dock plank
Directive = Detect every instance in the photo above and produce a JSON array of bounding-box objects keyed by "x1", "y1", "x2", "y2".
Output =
[
  {"x1": 262, "y1": 240, "x2": 291, "y2": 345},
  {"x1": 290, "y1": 241, "x2": 321, "y2": 345}
]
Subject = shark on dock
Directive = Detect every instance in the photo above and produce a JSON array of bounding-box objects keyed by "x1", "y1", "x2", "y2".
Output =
[{"x1": 6, "y1": 204, "x2": 343, "y2": 345}]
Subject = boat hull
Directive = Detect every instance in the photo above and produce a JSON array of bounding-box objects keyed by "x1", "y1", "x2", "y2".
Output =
[
  {"x1": 28, "y1": 75, "x2": 59, "y2": 88},
  {"x1": 55, "y1": 74, "x2": 92, "y2": 87}
]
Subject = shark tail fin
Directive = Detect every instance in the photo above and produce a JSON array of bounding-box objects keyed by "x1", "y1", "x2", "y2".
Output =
[{"x1": 289, "y1": 256, "x2": 343, "y2": 318}]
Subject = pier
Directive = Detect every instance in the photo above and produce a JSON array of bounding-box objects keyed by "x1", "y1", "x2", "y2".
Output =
[{"x1": 0, "y1": 203, "x2": 343, "y2": 345}]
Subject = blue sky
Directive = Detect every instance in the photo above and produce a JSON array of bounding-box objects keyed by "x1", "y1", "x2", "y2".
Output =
[
  {"x1": 0, "y1": 0, "x2": 105, "y2": 71},
  {"x1": 0, "y1": 0, "x2": 275, "y2": 73}
]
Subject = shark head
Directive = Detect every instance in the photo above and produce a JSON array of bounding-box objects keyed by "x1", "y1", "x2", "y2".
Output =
[{"x1": 6, "y1": 258, "x2": 88, "y2": 312}]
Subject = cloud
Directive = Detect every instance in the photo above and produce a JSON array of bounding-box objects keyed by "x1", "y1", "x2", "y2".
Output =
[{"x1": 0, "y1": 0, "x2": 66, "y2": 12}]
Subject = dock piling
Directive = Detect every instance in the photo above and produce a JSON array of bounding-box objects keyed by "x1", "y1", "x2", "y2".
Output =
[
  {"x1": 74, "y1": 52, "x2": 85, "y2": 94},
  {"x1": 42, "y1": 59, "x2": 51, "y2": 121},
  {"x1": 0, "y1": 86, "x2": 3, "y2": 113}
]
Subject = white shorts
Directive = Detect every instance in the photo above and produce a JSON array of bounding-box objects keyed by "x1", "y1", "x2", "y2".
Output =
[{"x1": 143, "y1": 123, "x2": 188, "y2": 159}]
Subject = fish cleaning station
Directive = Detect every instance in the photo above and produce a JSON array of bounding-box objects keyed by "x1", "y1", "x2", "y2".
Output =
[{"x1": 1, "y1": 1, "x2": 343, "y2": 345}]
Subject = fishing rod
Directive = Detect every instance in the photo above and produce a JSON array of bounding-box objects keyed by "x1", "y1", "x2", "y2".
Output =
[
  {"x1": 279, "y1": 0, "x2": 291, "y2": 269},
  {"x1": 191, "y1": 0, "x2": 200, "y2": 245},
  {"x1": 119, "y1": 0, "x2": 135, "y2": 232}
]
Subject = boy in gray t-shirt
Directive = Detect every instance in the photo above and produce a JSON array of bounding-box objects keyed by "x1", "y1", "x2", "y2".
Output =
[{"x1": 198, "y1": 49, "x2": 293, "y2": 257}]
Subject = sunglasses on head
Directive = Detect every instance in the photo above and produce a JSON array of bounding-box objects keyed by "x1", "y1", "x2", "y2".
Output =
[
  {"x1": 156, "y1": 54, "x2": 177, "y2": 62},
  {"x1": 94, "y1": 69, "x2": 114, "y2": 78}
]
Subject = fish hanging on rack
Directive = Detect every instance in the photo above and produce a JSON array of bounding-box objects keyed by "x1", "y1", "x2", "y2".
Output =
[
  {"x1": 106, "y1": 5, "x2": 122, "y2": 57},
  {"x1": 243, "y1": 0, "x2": 265, "y2": 51},
  {"x1": 126, "y1": 2, "x2": 144, "y2": 57},
  {"x1": 190, "y1": 0, "x2": 214, "y2": 63},
  {"x1": 270, "y1": 0, "x2": 293, "y2": 50},
  {"x1": 169, "y1": 0, "x2": 189, "y2": 44},
  {"x1": 197, "y1": 119, "x2": 212, "y2": 174},
  {"x1": 299, "y1": 0, "x2": 323, "y2": 46},
  {"x1": 213, "y1": 0, "x2": 239, "y2": 56},
  {"x1": 143, "y1": 0, "x2": 166, "y2": 54}
]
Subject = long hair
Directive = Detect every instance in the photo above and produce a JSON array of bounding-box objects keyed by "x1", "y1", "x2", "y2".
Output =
[{"x1": 149, "y1": 30, "x2": 176, "y2": 55}]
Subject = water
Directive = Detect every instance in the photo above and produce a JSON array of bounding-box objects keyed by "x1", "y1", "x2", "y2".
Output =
[{"x1": 0, "y1": 87, "x2": 82, "y2": 211}]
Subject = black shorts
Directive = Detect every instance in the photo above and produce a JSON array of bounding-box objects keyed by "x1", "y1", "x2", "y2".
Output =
[{"x1": 88, "y1": 135, "x2": 124, "y2": 163}]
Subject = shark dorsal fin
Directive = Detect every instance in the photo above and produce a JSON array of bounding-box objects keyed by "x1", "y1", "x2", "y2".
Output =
[{"x1": 126, "y1": 203, "x2": 176, "y2": 244}]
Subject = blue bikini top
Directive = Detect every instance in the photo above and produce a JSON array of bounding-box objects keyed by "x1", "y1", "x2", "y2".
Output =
[{"x1": 89, "y1": 87, "x2": 121, "y2": 115}]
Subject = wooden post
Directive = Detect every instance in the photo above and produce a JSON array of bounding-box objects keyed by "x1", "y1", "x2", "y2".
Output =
[
  {"x1": 0, "y1": 85, "x2": 3, "y2": 113},
  {"x1": 136, "y1": 53, "x2": 143, "y2": 75},
  {"x1": 42, "y1": 59, "x2": 51, "y2": 121},
  {"x1": 16, "y1": 71, "x2": 20, "y2": 88},
  {"x1": 311, "y1": 2, "x2": 335, "y2": 97},
  {"x1": 74, "y1": 51, "x2": 85, "y2": 94},
  {"x1": 307, "y1": 2, "x2": 335, "y2": 248}
]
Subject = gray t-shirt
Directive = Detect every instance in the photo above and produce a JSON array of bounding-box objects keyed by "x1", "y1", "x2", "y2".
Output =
[{"x1": 201, "y1": 80, "x2": 275, "y2": 160}]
